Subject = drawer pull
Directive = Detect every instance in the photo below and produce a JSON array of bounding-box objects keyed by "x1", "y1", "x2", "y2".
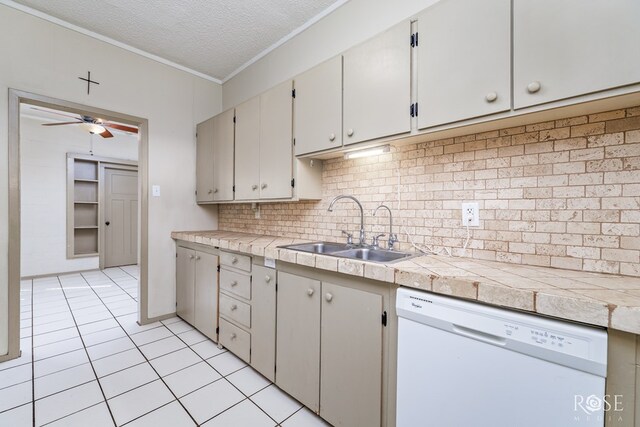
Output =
[
  {"x1": 527, "y1": 81, "x2": 541, "y2": 94},
  {"x1": 325, "y1": 293, "x2": 333, "y2": 302},
  {"x1": 265, "y1": 275, "x2": 271, "y2": 283},
  {"x1": 485, "y1": 92, "x2": 498, "y2": 102},
  {"x1": 230, "y1": 280, "x2": 238, "y2": 287},
  {"x1": 329, "y1": 133, "x2": 336, "y2": 141},
  {"x1": 307, "y1": 288, "x2": 314, "y2": 297},
  {"x1": 347, "y1": 128, "x2": 354, "y2": 137},
  {"x1": 230, "y1": 304, "x2": 238, "y2": 311},
  {"x1": 230, "y1": 333, "x2": 237, "y2": 340},
  {"x1": 231, "y1": 256, "x2": 238, "y2": 264}
]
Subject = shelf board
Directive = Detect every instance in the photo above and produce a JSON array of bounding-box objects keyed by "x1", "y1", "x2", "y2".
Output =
[
  {"x1": 74, "y1": 179, "x2": 98, "y2": 183},
  {"x1": 74, "y1": 226, "x2": 98, "y2": 229},
  {"x1": 74, "y1": 201, "x2": 98, "y2": 204}
]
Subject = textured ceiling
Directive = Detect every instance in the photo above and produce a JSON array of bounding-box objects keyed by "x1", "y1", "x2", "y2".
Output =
[{"x1": 12, "y1": 0, "x2": 343, "y2": 80}]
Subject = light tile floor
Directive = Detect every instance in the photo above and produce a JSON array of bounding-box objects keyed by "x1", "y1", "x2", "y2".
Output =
[{"x1": 0, "y1": 267, "x2": 330, "y2": 426}]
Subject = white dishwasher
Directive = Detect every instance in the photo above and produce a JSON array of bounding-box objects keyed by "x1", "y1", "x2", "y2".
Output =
[{"x1": 396, "y1": 288, "x2": 608, "y2": 427}]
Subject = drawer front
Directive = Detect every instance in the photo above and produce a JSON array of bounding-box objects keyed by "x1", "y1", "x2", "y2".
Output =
[
  {"x1": 220, "y1": 268, "x2": 251, "y2": 300},
  {"x1": 220, "y1": 293, "x2": 251, "y2": 328},
  {"x1": 219, "y1": 318, "x2": 251, "y2": 363},
  {"x1": 220, "y1": 251, "x2": 252, "y2": 272}
]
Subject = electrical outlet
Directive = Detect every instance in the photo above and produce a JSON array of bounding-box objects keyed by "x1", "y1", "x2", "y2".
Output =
[{"x1": 461, "y1": 202, "x2": 480, "y2": 226}]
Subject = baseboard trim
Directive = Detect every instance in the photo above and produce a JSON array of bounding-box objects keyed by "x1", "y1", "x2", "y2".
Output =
[{"x1": 21, "y1": 268, "x2": 101, "y2": 280}]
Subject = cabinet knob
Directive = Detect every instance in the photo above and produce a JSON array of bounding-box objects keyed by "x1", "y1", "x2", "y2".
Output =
[
  {"x1": 189, "y1": 254, "x2": 194, "y2": 260},
  {"x1": 325, "y1": 293, "x2": 333, "y2": 302},
  {"x1": 208, "y1": 189, "x2": 213, "y2": 194},
  {"x1": 252, "y1": 184, "x2": 258, "y2": 191},
  {"x1": 329, "y1": 133, "x2": 336, "y2": 142},
  {"x1": 231, "y1": 304, "x2": 238, "y2": 311},
  {"x1": 261, "y1": 183, "x2": 267, "y2": 190},
  {"x1": 231, "y1": 257, "x2": 238, "y2": 264},
  {"x1": 231, "y1": 280, "x2": 238, "y2": 287},
  {"x1": 347, "y1": 129, "x2": 354, "y2": 137},
  {"x1": 230, "y1": 333, "x2": 237, "y2": 340},
  {"x1": 485, "y1": 92, "x2": 498, "y2": 103},
  {"x1": 307, "y1": 288, "x2": 314, "y2": 297},
  {"x1": 265, "y1": 275, "x2": 271, "y2": 283},
  {"x1": 195, "y1": 255, "x2": 200, "y2": 260},
  {"x1": 213, "y1": 189, "x2": 218, "y2": 194},
  {"x1": 527, "y1": 81, "x2": 541, "y2": 94}
]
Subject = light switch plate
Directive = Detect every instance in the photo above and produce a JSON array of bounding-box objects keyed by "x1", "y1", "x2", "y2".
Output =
[{"x1": 152, "y1": 185, "x2": 161, "y2": 197}]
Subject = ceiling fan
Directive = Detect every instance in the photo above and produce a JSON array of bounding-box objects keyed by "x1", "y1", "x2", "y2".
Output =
[{"x1": 31, "y1": 107, "x2": 138, "y2": 138}]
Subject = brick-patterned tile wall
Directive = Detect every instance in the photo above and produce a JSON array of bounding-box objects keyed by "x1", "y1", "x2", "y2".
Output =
[{"x1": 219, "y1": 106, "x2": 640, "y2": 276}]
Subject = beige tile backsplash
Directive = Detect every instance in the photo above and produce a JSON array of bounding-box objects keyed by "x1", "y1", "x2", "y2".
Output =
[{"x1": 219, "y1": 106, "x2": 640, "y2": 277}]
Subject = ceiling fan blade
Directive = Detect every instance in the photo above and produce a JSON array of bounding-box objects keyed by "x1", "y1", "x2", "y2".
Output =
[
  {"x1": 42, "y1": 121, "x2": 82, "y2": 126},
  {"x1": 30, "y1": 107, "x2": 81, "y2": 120},
  {"x1": 99, "y1": 129, "x2": 114, "y2": 138},
  {"x1": 103, "y1": 123, "x2": 139, "y2": 134}
]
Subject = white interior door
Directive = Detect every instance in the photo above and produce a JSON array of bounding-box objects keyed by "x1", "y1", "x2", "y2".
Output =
[{"x1": 104, "y1": 168, "x2": 138, "y2": 268}]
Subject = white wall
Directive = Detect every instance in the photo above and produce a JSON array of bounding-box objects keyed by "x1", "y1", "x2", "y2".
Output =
[
  {"x1": 20, "y1": 115, "x2": 138, "y2": 277},
  {"x1": 0, "y1": 4, "x2": 221, "y2": 355},
  {"x1": 222, "y1": 0, "x2": 439, "y2": 108}
]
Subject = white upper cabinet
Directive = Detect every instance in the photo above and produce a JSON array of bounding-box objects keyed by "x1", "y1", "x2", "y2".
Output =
[
  {"x1": 514, "y1": 0, "x2": 640, "y2": 109},
  {"x1": 294, "y1": 56, "x2": 343, "y2": 156},
  {"x1": 212, "y1": 108, "x2": 235, "y2": 202},
  {"x1": 234, "y1": 97, "x2": 261, "y2": 201},
  {"x1": 259, "y1": 80, "x2": 294, "y2": 199},
  {"x1": 195, "y1": 117, "x2": 215, "y2": 203},
  {"x1": 343, "y1": 21, "x2": 411, "y2": 145},
  {"x1": 417, "y1": 0, "x2": 511, "y2": 129}
]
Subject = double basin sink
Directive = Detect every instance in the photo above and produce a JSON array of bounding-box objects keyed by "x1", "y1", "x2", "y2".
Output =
[{"x1": 279, "y1": 242, "x2": 417, "y2": 264}]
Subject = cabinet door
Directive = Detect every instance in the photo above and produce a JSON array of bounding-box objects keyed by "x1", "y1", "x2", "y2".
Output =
[
  {"x1": 176, "y1": 246, "x2": 195, "y2": 325},
  {"x1": 514, "y1": 0, "x2": 640, "y2": 109},
  {"x1": 251, "y1": 265, "x2": 277, "y2": 381},
  {"x1": 343, "y1": 21, "x2": 411, "y2": 145},
  {"x1": 259, "y1": 80, "x2": 293, "y2": 199},
  {"x1": 212, "y1": 109, "x2": 235, "y2": 201},
  {"x1": 320, "y1": 282, "x2": 383, "y2": 427},
  {"x1": 194, "y1": 251, "x2": 219, "y2": 341},
  {"x1": 276, "y1": 272, "x2": 321, "y2": 412},
  {"x1": 417, "y1": 0, "x2": 511, "y2": 128},
  {"x1": 195, "y1": 117, "x2": 215, "y2": 202},
  {"x1": 234, "y1": 97, "x2": 261, "y2": 200},
  {"x1": 294, "y1": 56, "x2": 343, "y2": 155}
]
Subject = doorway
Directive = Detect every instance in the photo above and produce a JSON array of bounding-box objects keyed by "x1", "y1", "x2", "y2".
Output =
[
  {"x1": 5, "y1": 89, "x2": 151, "y2": 362},
  {"x1": 103, "y1": 166, "x2": 138, "y2": 268}
]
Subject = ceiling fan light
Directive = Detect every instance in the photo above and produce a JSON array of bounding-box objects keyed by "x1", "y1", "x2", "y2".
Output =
[{"x1": 80, "y1": 122, "x2": 106, "y2": 135}]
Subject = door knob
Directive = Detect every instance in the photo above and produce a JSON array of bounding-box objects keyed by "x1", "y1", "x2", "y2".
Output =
[
  {"x1": 329, "y1": 133, "x2": 336, "y2": 141},
  {"x1": 307, "y1": 288, "x2": 314, "y2": 296},
  {"x1": 325, "y1": 293, "x2": 333, "y2": 302},
  {"x1": 105, "y1": 221, "x2": 110, "y2": 226},
  {"x1": 347, "y1": 129, "x2": 354, "y2": 137},
  {"x1": 485, "y1": 92, "x2": 498, "y2": 102},
  {"x1": 527, "y1": 81, "x2": 541, "y2": 93},
  {"x1": 265, "y1": 275, "x2": 271, "y2": 283}
]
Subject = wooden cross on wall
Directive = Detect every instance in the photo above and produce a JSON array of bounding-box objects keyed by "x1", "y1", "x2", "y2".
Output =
[{"x1": 78, "y1": 71, "x2": 100, "y2": 95}]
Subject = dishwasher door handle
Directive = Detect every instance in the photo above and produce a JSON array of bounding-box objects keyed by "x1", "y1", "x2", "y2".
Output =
[{"x1": 452, "y1": 324, "x2": 507, "y2": 346}]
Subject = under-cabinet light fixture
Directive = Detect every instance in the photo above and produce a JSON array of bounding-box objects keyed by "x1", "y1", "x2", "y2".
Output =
[{"x1": 343, "y1": 144, "x2": 390, "y2": 159}]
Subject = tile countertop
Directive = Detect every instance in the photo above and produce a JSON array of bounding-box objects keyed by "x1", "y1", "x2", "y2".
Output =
[{"x1": 172, "y1": 230, "x2": 640, "y2": 335}]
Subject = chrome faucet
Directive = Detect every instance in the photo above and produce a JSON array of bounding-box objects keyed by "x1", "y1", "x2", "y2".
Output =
[
  {"x1": 373, "y1": 204, "x2": 398, "y2": 250},
  {"x1": 328, "y1": 195, "x2": 366, "y2": 246}
]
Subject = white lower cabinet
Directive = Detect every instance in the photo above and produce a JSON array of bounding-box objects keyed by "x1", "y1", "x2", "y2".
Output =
[{"x1": 176, "y1": 245, "x2": 218, "y2": 341}]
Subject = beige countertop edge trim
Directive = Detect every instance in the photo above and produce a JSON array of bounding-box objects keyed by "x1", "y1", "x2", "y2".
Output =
[{"x1": 171, "y1": 231, "x2": 638, "y2": 335}]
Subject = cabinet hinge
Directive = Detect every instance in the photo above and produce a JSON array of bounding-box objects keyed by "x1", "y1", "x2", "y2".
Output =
[
  {"x1": 216, "y1": 326, "x2": 219, "y2": 334},
  {"x1": 232, "y1": 185, "x2": 235, "y2": 193},
  {"x1": 176, "y1": 253, "x2": 178, "y2": 258},
  {"x1": 410, "y1": 32, "x2": 419, "y2": 47},
  {"x1": 293, "y1": 138, "x2": 296, "y2": 146},
  {"x1": 410, "y1": 103, "x2": 419, "y2": 118},
  {"x1": 291, "y1": 178, "x2": 295, "y2": 188},
  {"x1": 292, "y1": 89, "x2": 296, "y2": 98},
  {"x1": 233, "y1": 116, "x2": 236, "y2": 123},
  {"x1": 382, "y1": 311, "x2": 388, "y2": 327},
  {"x1": 195, "y1": 190, "x2": 197, "y2": 196},
  {"x1": 217, "y1": 265, "x2": 221, "y2": 272},
  {"x1": 195, "y1": 132, "x2": 198, "y2": 138}
]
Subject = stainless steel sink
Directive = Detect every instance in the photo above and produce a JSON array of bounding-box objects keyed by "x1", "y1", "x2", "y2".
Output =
[
  {"x1": 280, "y1": 242, "x2": 352, "y2": 254},
  {"x1": 279, "y1": 242, "x2": 417, "y2": 264},
  {"x1": 334, "y1": 247, "x2": 415, "y2": 263}
]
